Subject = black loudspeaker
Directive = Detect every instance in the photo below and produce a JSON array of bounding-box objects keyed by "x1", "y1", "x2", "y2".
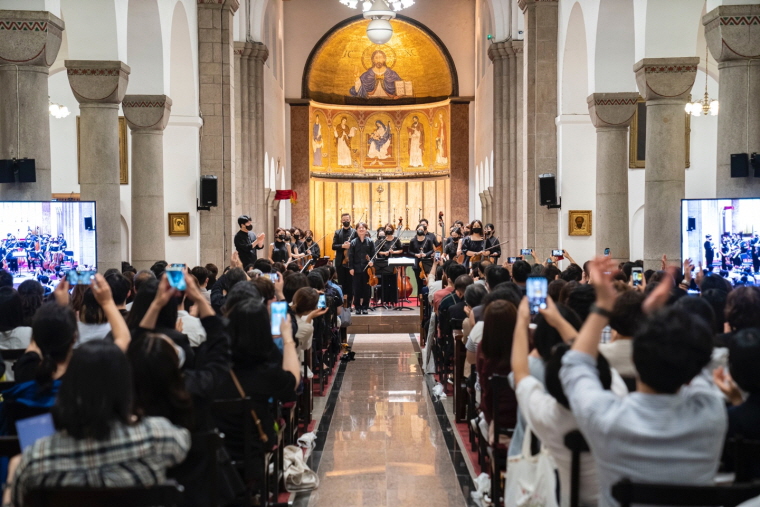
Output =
[
  {"x1": 84, "y1": 216, "x2": 94, "y2": 231},
  {"x1": 539, "y1": 173, "x2": 560, "y2": 208},
  {"x1": 0, "y1": 159, "x2": 36, "y2": 183},
  {"x1": 731, "y1": 153, "x2": 749, "y2": 178},
  {"x1": 687, "y1": 217, "x2": 696, "y2": 231},
  {"x1": 200, "y1": 175, "x2": 218, "y2": 207}
]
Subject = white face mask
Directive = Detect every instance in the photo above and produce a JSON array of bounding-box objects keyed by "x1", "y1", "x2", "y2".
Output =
[{"x1": 174, "y1": 343, "x2": 186, "y2": 368}]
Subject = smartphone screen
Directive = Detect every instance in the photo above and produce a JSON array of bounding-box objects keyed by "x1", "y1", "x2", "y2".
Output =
[
  {"x1": 434, "y1": 251, "x2": 441, "y2": 261},
  {"x1": 271, "y1": 301, "x2": 288, "y2": 337},
  {"x1": 521, "y1": 248, "x2": 531, "y2": 256},
  {"x1": 166, "y1": 264, "x2": 187, "y2": 291},
  {"x1": 507, "y1": 257, "x2": 517, "y2": 264},
  {"x1": 16, "y1": 413, "x2": 55, "y2": 451},
  {"x1": 632, "y1": 268, "x2": 643, "y2": 287},
  {"x1": 66, "y1": 269, "x2": 96, "y2": 285},
  {"x1": 526, "y1": 276, "x2": 548, "y2": 315},
  {"x1": 318, "y1": 294, "x2": 326, "y2": 309},
  {"x1": 552, "y1": 249, "x2": 563, "y2": 256},
  {"x1": 266, "y1": 272, "x2": 279, "y2": 283},
  {"x1": 604, "y1": 248, "x2": 611, "y2": 256}
]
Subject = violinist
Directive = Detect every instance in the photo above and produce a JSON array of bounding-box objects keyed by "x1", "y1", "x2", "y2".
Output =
[
  {"x1": 347, "y1": 222, "x2": 374, "y2": 315},
  {"x1": 418, "y1": 218, "x2": 441, "y2": 250},
  {"x1": 444, "y1": 227, "x2": 461, "y2": 260},
  {"x1": 269, "y1": 228, "x2": 292, "y2": 264},
  {"x1": 457, "y1": 219, "x2": 486, "y2": 268},
  {"x1": 375, "y1": 224, "x2": 403, "y2": 308},
  {"x1": 332, "y1": 213, "x2": 356, "y2": 305},
  {"x1": 303, "y1": 230, "x2": 321, "y2": 260},
  {"x1": 410, "y1": 225, "x2": 435, "y2": 293},
  {"x1": 289, "y1": 228, "x2": 307, "y2": 265},
  {"x1": 484, "y1": 223, "x2": 501, "y2": 265}
]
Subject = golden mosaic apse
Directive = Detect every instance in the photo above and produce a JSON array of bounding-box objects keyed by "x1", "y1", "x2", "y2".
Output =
[{"x1": 305, "y1": 18, "x2": 454, "y2": 105}]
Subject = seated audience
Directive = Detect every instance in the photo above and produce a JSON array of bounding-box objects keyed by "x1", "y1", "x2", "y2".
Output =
[
  {"x1": 16, "y1": 281, "x2": 44, "y2": 327},
  {"x1": 0, "y1": 287, "x2": 32, "y2": 378}
]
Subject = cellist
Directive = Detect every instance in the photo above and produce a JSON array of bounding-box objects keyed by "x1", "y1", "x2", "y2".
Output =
[
  {"x1": 409, "y1": 224, "x2": 434, "y2": 294},
  {"x1": 375, "y1": 224, "x2": 403, "y2": 308},
  {"x1": 347, "y1": 222, "x2": 374, "y2": 315}
]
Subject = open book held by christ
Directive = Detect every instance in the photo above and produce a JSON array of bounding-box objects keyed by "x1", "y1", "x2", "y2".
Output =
[{"x1": 395, "y1": 81, "x2": 413, "y2": 97}]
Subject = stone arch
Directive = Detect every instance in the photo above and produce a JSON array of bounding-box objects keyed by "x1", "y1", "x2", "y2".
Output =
[
  {"x1": 561, "y1": 2, "x2": 589, "y2": 115},
  {"x1": 636, "y1": 0, "x2": 704, "y2": 60},
  {"x1": 169, "y1": 1, "x2": 197, "y2": 116},
  {"x1": 59, "y1": 0, "x2": 122, "y2": 60},
  {"x1": 630, "y1": 204, "x2": 645, "y2": 261},
  {"x1": 127, "y1": 0, "x2": 164, "y2": 94},
  {"x1": 121, "y1": 214, "x2": 130, "y2": 263},
  {"x1": 594, "y1": 0, "x2": 636, "y2": 92},
  {"x1": 485, "y1": 0, "x2": 512, "y2": 42}
]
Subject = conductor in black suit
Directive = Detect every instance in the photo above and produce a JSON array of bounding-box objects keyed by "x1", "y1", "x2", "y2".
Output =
[{"x1": 704, "y1": 234, "x2": 715, "y2": 271}]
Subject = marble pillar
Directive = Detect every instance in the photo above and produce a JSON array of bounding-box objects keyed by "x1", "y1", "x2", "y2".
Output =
[
  {"x1": 587, "y1": 93, "x2": 639, "y2": 264},
  {"x1": 634, "y1": 58, "x2": 698, "y2": 270},
  {"x1": 704, "y1": 5, "x2": 760, "y2": 197},
  {"x1": 123, "y1": 95, "x2": 172, "y2": 271},
  {"x1": 0, "y1": 11, "x2": 64, "y2": 200},
  {"x1": 198, "y1": 0, "x2": 239, "y2": 268},
  {"x1": 520, "y1": 0, "x2": 558, "y2": 253},
  {"x1": 488, "y1": 42, "x2": 508, "y2": 236},
  {"x1": 66, "y1": 60, "x2": 130, "y2": 272}
]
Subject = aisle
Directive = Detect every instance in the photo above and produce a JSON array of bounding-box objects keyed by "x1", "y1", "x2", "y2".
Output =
[{"x1": 302, "y1": 334, "x2": 472, "y2": 507}]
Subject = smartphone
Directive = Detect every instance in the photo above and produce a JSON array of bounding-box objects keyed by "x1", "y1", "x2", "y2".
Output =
[
  {"x1": 265, "y1": 272, "x2": 279, "y2": 283},
  {"x1": 521, "y1": 248, "x2": 531, "y2": 256},
  {"x1": 552, "y1": 249, "x2": 565, "y2": 260},
  {"x1": 435, "y1": 251, "x2": 441, "y2": 261},
  {"x1": 604, "y1": 248, "x2": 611, "y2": 256},
  {"x1": 507, "y1": 257, "x2": 517, "y2": 264},
  {"x1": 271, "y1": 301, "x2": 288, "y2": 337},
  {"x1": 526, "y1": 276, "x2": 548, "y2": 315},
  {"x1": 66, "y1": 269, "x2": 96, "y2": 285},
  {"x1": 273, "y1": 337, "x2": 284, "y2": 353},
  {"x1": 318, "y1": 294, "x2": 326, "y2": 309},
  {"x1": 632, "y1": 267, "x2": 643, "y2": 287},
  {"x1": 16, "y1": 413, "x2": 55, "y2": 451},
  {"x1": 166, "y1": 263, "x2": 187, "y2": 291}
]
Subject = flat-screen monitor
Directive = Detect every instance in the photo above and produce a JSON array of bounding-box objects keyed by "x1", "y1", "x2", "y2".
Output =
[
  {"x1": 1, "y1": 201, "x2": 97, "y2": 288},
  {"x1": 681, "y1": 198, "x2": 759, "y2": 286}
]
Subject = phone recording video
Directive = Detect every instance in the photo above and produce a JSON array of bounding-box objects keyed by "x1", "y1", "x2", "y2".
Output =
[
  {"x1": 66, "y1": 269, "x2": 96, "y2": 285},
  {"x1": 521, "y1": 248, "x2": 531, "y2": 256},
  {"x1": 265, "y1": 272, "x2": 279, "y2": 283},
  {"x1": 604, "y1": 248, "x2": 611, "y2": 256},
  {"x1": 435, "y1": 251, "x2": 441, "y2": 261},
  {"x1": 632, "y1": 267, "x2": 643, "y2": 287},
  {"x1": 270, "y1": 301, "x2": 288, "y2": 337},
  {"x1": 526, "y1": 276, "x2": 548, "y2": 315},
  {"x1": 507, "y1": 257, "x2": 517, "y2": 264},
  {"x1": 318, "y1": 294, "x2": 326, "y2": 309},
  {"x1": 166, "y1": 263, "x2": 187, "y2": 291}
]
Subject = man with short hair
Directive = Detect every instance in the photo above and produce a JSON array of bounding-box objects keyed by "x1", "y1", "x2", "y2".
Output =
[
  {"x1": 434, "y1": 263, "x2": 466, "y2": 314},
  {"x1": 511, "y1": 260, "x2": 531, "y2": 294},
  {"x1": 485, "y1": 265, "x2": 511, "y2": 291},
  {"x1": 235, "y1": 215, "x2": 266, "y2": 269},
  {"x1": 191, "y1": 266, "x2": 210, "y2": 302},
  {"x1": 105, "y1": 273, "x2": 131, "y2": 318},
  {"x1": 125, "y1": 270, "x2": 157, "y2": 310},
  {"x1": 332, "y1": 213, "x2": 356, "y2": 306},
  {"x1": 0, "y1": 269, "x2": 12, "y2": 289}
]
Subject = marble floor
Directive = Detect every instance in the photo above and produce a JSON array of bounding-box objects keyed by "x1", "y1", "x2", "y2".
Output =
[{"x1": 297, "y1": 334, "x2": 475, "y2": 507}]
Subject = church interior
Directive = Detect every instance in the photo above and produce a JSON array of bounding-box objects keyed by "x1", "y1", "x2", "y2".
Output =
[{"x1": 2, "y1": 0, "x2": 760, "y2": 506}]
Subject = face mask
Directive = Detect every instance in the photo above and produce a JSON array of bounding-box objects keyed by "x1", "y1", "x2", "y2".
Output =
[
  {"x1": 278, "y1": 235, "x2": 286, "y2": 241},
  {"x1": 416, "y1": 230, "x2": 425, "y2": 236},
  {"x1": 342, "y1": 221, "x2": 351, "y2": 228},
  {"x1": 245, "y1": 224, "x2": 253, "y2": 231},
  {"x1": 472, "y1": 228, "x2": 483, "y2": 235},
  {"x1": 485, "y1": 230, "x2": 492, "y2": 236},
  {"x1": 385, "y1": 230, "x2": 393, "y2": 236},
  {"x1": 452, "y1": 236, "x2": 460, "y2": 242},
  {"x1": 286, "y1": 237, "x2": 292, "y2": 242},
  {"x1": 306, "y1": 237, "x2": 312, "y2": 242},
  {"x1": 294, "y1": 234, "x2": 300, "y2": 240}
]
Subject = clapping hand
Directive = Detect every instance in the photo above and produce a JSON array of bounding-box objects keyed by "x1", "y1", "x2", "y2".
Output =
[{"x1": 53, "y1": 276, "x2": 70, "y2": 306}]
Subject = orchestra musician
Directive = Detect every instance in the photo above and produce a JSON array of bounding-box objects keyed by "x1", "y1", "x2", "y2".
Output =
[
  {"x1": 409, "y1": 224, "x2": 434, "y2": 293},
  {"x1": 484, "y1": 223, "x2": 501, "y2": 265},
  {"x1": 720, "y1": 235, "x2": 730, "y2": 271},
  {"x1": 457, "y1": 219, "x2": 486, "y2": 268},
  {"x1": 444, "y1": 227, "x2": 461, "y2": 260},
  {"x1": 269, "y1": 228, "x2": 292, "y2": 264},
  {"x1": 303, "y1": 230, "x2": 321, "y2": 261},
  {"x1": 374, "y1": 224, "x2": 403, "y2": 308},
  {"x1": 704, "y1": 234, "x2": 715, "y2": 271},
  {"x1": 332, "y1": 213, "x2": 356, "y2": 306},
  {"x1": 751, "y1": 233, "x2": 760, "y2": 273},
  {"x1": 418, "y1": 218, "x2": 441, "y2": 251},
  {"x1": 289, "y1": 228, "x2": 307, "y2": 266},
  {"x1": 347, "y1": 222, "x2": 374, "y2": 315}
]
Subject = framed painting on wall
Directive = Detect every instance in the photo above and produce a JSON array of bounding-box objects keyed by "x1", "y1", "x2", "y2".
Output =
[
  {"x1": 568, "y1": 210, "x2": 592, "y2": 236},
  {"x1": 629, "y1": 96, "x2": 691, "y2": 169},
  {"x1": 168, "y1": 212, "x2": 190, "y2": 237},
  {"x1": 77, "y1": 116, "x2": 129, "y2": 184}
]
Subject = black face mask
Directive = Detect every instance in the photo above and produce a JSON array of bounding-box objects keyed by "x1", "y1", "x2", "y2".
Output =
[
  {"x1": 278, "y1": 235, "x2": 286, "y2": 241},
  {"x1": 294, "y1": 234, "x2": 300, "y2": 240},
  {"x1": 472, "y1": 228, "x2": 483, "y2": 235},
  {"x1": 485, "y1": 230, "x2": 492, "y2": 236},
  {"x1": 416, "y1": 230, "x2": 425, "y2": 237},
  {"x1": 342, "y1": 221, "x2": 351, "y2": 228},
  {"x1": 245, "y1": 224, "x2": 253, "y2": 231},
  {"x1": 306, "y1": 237, "x2": 313, "y2": 242},
  {"x1": 385, "y1": 230, "x2": 393, "y2": 236},
  {"x1": 452, "y1": 236, "x2": 460, "y2": 242}
]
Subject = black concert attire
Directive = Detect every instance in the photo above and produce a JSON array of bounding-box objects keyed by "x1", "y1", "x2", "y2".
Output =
[
  {"x1": 460, "y1": 237, "x2": 486, "y2": 269},
  {"x1": 234, "y1": 230, "x2": 256, "y2": 268},
  {"x1": 271, "y1": 240, "x2": 290, "y2": 264},
  {"x1": 332, "y1": 227, "x2": 356, "y2": 303},
  {"x1": 752, "y1": 236, "x2": 760, "y2": 273},
  {"x1": 374, "y1": 236, "x2": 400, "y2": 304},
  {"x1": 704, "y1": 239, "x2": 715, "y2": 271},
  {"x1": 444, "y1": 239, "x2": 460, "y2": 260},
  {"x1": 347, "y1": 236, "x2": 375, "y2": 311},
  {"x1": 485, "y1": 235, "x2": 501, "y2": 264},
  {"x1": 409, "y1": 236, "x2": 434, "y2": 294},
  {"x1": 247, "y1": 230, "x2": 264, "y2": 263},
  {"x1": 721, "y1": 241, "x2": 730, "y2": 271},
  {"x1": 303, "y1": 240, "x2": 321, "y2": 261}
]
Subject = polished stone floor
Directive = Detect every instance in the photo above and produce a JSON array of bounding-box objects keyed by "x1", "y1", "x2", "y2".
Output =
[{"x1": 303, "y1": 334, "x2": 471, "y2": 507}]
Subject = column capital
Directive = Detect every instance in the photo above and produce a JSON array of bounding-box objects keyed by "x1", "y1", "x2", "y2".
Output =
[
  {"x1": 633, "y1": 57, "x2": 699, "y2": 102},
  {"x1": 197, "y1": 0, "x2": 239, "y2": 13},
  {"x1": 704, "y1": 5, "x2": 760, "y2": 64},
  {"x1": 518, "y1": 0, "x2": 558, "y2": 12},
  {"x1": 0, "y1": 10, "x2": 64, "y2": 69},
  {"x1": 234, "y1": 41, "x2": 253, "y2": 58},
  {"x1": 249, "y1": 41, "x2": 268, "y2": 63},
  {"x1": 587, "y1": 92, "x2": 639, "y2": 129},
  {"x1": 488, "y1": 41, "x2": 510, "y2": 62},
  {"x1": 65, "y1": 60, "x2": 130, "y2": 105},
  {"x1": 123, "y1": 95, "x2": 172, "y2": 132}
]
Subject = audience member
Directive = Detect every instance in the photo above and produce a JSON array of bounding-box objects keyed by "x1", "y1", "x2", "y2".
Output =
[
  {"x1": 16, "y1": 281, "x2": 44, "y2": 327},
  {"x1": 191, "y1": 266, "x2": 211, "y2": 302},
  {"x1": 598, "y1": 290, "x2": 645, "y2": 380}
]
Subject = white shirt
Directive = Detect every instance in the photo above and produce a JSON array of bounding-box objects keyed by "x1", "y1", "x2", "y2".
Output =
[
  {"x1": 0, "y1": 327, "x2": 32, "y2": 381},
  {"x1": 427, "y1": 279, "x2": 443, "y2": 304},
  {"x1": 76, "y1": 322, "x2": 112, "y2": 346},
  {"x1": 598, "y1": 339, "x2": 636, "y2": 378},
  {"x1": 177, "y1": 310, "x2": 207, "y2": 347}
]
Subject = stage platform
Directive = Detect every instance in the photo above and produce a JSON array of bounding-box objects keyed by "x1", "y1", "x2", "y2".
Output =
[{"x1": 346, "y1": 305, "x2": 421, "y2": 335}]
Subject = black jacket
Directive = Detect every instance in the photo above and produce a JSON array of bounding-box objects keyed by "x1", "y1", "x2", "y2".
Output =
[
  {"x1": 332, "y1": 227, "x2": 356, "y2": 265},
  {"x1": 347, "y1": 237, "x2": 375, "y2": 272}
]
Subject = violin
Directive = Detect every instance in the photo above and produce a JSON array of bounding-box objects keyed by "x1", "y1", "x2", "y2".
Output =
[{"x1": 367, "y1": 265, "x2": 378, "y2": 287}]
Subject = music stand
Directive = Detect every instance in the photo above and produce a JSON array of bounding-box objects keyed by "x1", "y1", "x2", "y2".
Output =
[{"x1": 389, "y1": 257, "x2": 415, "y2": 311}]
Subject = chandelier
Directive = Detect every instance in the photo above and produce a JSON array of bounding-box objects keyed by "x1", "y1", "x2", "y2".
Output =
[
  {"x1": 685, "y1": 46, "x2": 718, "y2": 117},
  {"x1": 48, "y1": 99, "x2": 70, "y2": 119},
  {"x1": 339, "y1": 0, "x2": 414, "y2": 12}
]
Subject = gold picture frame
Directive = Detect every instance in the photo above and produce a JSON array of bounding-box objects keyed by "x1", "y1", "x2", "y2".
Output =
[
  {"x1": 629, "y1": 96, "x2": 691, "y2": 169},
  {"x1": 568, "y1": 210, "x2": 592, "y2": 236},
  {"x1": 168, "y1": 212, "x2": 190, "y2": 237},
  {"x1": 77, "y1": 116, "x2": 129, "y2": 184}
]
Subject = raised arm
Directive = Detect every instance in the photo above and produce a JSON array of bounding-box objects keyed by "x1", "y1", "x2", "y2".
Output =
[
  {"x1": 139, "y1": 276, "x2": 178, "y2": 331},
  {"x1": 570, "y1": 256, "x2": 618, "y2": 358},
  {"x1": 91, "y1": 273, "x2": 131, "y2": 352},
  {"x1": 511, "y1": 297, "x2": 532, "y2": 385}
]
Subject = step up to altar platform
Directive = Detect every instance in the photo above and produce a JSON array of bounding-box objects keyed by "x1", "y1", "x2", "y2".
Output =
[{"x1": 346, "y1": 305, "x2": 421, "y2": 334}]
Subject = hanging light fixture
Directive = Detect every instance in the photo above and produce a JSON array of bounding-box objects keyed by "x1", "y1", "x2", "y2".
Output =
[
  {"x1": 685, "y1": 46, "x2": 719, "y2": 117},
  {"x1": 341, "y1": 0, "x2": 414, "y2": 12},
  {"x1": 363, "y1": 0, "x2": 396, "y2": 45},
  {"x1": 48, "y1": 98, "x2": 70, "y2": 119}
]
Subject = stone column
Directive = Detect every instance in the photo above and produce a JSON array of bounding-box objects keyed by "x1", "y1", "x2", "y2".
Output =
[
  {"x1": 234, "y1": 42, "x2": 248, "y2": 219},
  {"x1": 634, "y1": 58, "x2": 698, "y2": 270},
  {"x1": 0, "y1": 11, "x2": 64, "y2": 200},
  {"x1": 485, "y1": 187, "x2": 494, "y2": 225},
  {"x1": 265, "y1": 188, "x2": 275, "y2": 251},
  {"x1": 198, "y1": 0, "x2": 239, "y2": 268},
  {"x1": 587, "y1": 93, "x2": 639, "y2": 265},
  {"x1": 704, "y1": 5, "x2": 760, "y2": 197},
  {"x1": 123, "y1": 95, "x2": 172, "y2": 271},
  {"x1": 488, "y1": 42, "x2": 508, "y2": 236},
  {"x1": 520, "y1": 0, "x2": 558, "y2": 253},
  {"x1": 249, "y1": 43, "x2": 269, "y2": 233},
  {"x1": 66, "y1": 60, "x2": 130, "y2": 272},
  {"x1": 479, "y1": 192, "x2": 487, "y2": 223}
]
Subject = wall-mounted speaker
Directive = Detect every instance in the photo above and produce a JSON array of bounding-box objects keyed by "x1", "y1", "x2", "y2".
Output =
[
  {"x1": 0, "y1": 159, "x2": 36, "y2": 183},
  {"x1": 731, "y1": 153, "x2": 749, "y2": 178},
  {"x1": 687, "y1": 217, "x2": 696, "y2": 231},
  {"x1": 84, "y1": 216, "x2": 94, "y2": 231},
  {"x1": 199, "y1": 175, "x2": 218, "y2": 208},
  {"x1": 539, "y1": 173, "x2": 560, "y2": 208}
]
